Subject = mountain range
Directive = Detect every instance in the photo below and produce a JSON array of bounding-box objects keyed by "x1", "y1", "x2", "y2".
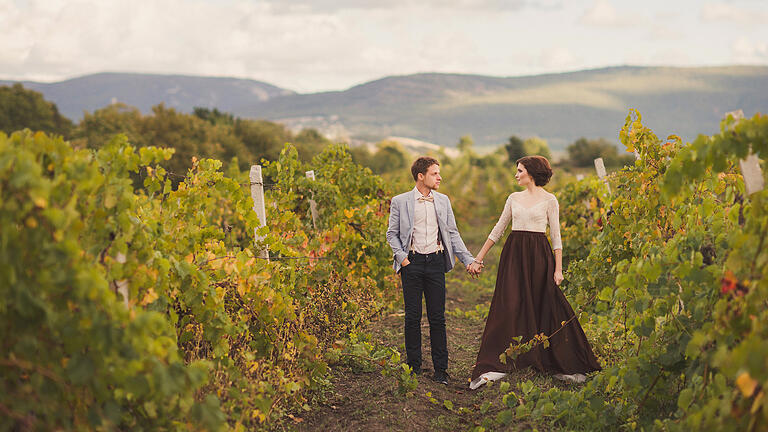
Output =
[{"x1": 3, "y1": 66, "x2": 767, "y2": 150}]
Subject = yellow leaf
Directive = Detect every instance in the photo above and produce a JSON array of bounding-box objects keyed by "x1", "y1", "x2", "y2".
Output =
[
  {"x1": 344, "y1": 208, "x2": 354, "y2": 218},
  {"x1": 140, "y1": 288, "x2": 159, "y2": 306},
  {"x1": 237, "y1": 282, "x2": 248, "y2": 297},
  {"x1": 25, "y1": 217, "x2": 37, "y2": 228},
  {"x1": 736, "y1": 372, "x2": 757, "y2": 397},
  {"x1": 33, "y1": 196, "x2": 47, "y2": 208}
]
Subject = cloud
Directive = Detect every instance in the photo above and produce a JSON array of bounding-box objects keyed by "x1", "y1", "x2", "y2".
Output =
[
  {"x1": 700, "y1": 3, "x2": 768, "y2": 25},
  {"x1": 0, "y1": 0, "x2": 359, "y2": 89},
  {"x1": 731, "y1": 37, "x2": 768, "y2": 63},
  {"x1": 649, "y1": 23, "x2": 684, "y2": 41},
  {"x1": 536, "y1": 47, "x2": 577, "y2": 69},
  {"x1": 1, "y1": 0, "x2": 763, "y2": 93},
  {"x1": 579, "y1": 0, "x2": 633, "y2": 27},
  {"x1": 0, "y1": 0, "x2": 564, "y2": 91},
  {"x1": 268, "y1": 0, "x2": 562, "y2": 13}
]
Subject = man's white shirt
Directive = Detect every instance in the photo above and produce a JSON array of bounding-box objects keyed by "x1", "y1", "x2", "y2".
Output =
[{"x1": 411, "y1": 187, "x2": 440, "y2": 254}]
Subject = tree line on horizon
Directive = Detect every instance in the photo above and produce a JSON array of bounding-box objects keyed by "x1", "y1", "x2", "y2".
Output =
[{"x1": 1, "y1": 82, "x2": 634, "y2": 176}]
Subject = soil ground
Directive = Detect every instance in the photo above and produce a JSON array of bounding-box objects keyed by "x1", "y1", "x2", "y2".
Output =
[{"x1": 294, "y1": 247, "x2": 583, "y2": 432}]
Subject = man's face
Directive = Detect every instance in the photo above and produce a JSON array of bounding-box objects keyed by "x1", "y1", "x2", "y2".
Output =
[{"x1": 420, "y1": 164, "x2": 441, "y2": 190}]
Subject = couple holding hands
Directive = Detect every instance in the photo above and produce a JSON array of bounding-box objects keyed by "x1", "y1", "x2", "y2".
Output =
[{"x1": 386, "y1": 156, "x2": 600, "y2": 390}]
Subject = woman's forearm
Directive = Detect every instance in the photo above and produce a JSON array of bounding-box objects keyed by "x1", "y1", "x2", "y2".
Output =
[
  {"x1": 475, "y1": 238, "x2": 496, "y2": 263},
  {"x1": 554, "y1": 248, "x2": 562, "y2": 271}
]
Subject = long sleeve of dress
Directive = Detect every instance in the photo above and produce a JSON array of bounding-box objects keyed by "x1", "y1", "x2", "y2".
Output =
[
  {"x1": 547, "y1": 198, "x2": 562, "y2": 250},
  {"x1": 488, "y1": 195, "x2": 514, "y2": 243}
]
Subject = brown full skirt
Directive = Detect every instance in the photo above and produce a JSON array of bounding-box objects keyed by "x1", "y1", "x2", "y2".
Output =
[{"x1": 471, "y1": 230, "x2": 601, "y2": 380}]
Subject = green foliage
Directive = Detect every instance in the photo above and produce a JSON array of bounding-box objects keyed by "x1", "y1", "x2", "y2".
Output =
[
  {"x1": 0, "y1": 130, "x2": 397, "y2": 430},
  {"x1": 490, "y1": 110, "x2": 768, "y2": 430},
  {"x1": 194, "y1": 107, "x2": 235, "y2": 126},
  {"x1": 350, "y1": 140, "x2": 409, "y2": 175},
  {"x1": 294, "y1": 128, "x2": 332, "y2": 162},
  {"x1": 0, "y1": 83, "x2": 73, "y2": 136},
  {"x1": 504, "y1": 135, "x2": 552, "y2": 163},
  {"x1": 523, "y1": 136, "x2": 552, "y2": 160},
  {"x1": 436, "y1": 149, "x2": 518, "y2": 245},
  {"x1": 566, "y1": 137, "x2": 635, "y2": 168},
  {"x1": 556, "y1": 176, "x2": 610, "y2": 268},
  {"x1": 73, "y1": 103, "x2": 146, "y2": 149},
  {"x1": 505, "y1": 135, "x2": 525, "y2": 163},
  {"x1": 74, "y1": 103, "x2": 332, "y2": 176},
  {"x1": 458, "y1": 135, "x2": 474, "y2": 154},
  {"x1": 232, "y1": 117, "x2": 292, "y2": 163},
  {"x1": 0, "y1": 131, "x2": 221, "y2": 430}
]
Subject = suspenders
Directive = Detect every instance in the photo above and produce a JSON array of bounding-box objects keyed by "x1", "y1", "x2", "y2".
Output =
[{"x1": 410, "y1": 198, "x2": 444, "y2": 253}]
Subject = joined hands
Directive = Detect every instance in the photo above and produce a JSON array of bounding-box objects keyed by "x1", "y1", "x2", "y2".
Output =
[{"x1": 467, "y1": 260, "x2": 484, "y2": 278}]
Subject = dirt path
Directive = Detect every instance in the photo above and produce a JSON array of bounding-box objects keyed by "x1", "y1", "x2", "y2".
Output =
[{"x1": 296, "y1": 249, "x2": 574, "y2": 431}]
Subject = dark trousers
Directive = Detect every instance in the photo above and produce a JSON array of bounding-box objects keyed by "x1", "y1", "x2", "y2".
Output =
[{"x1": 400, "y1": 251, "x2": 448, "y2": 372}]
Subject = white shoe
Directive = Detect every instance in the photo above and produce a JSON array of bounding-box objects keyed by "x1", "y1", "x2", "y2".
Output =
[
  {"x1": 469, "y1": 372, "x2": 507, "y2": 390},
  {"x1": 553, "y1": 373, "x2": 586, "y2": 383}
]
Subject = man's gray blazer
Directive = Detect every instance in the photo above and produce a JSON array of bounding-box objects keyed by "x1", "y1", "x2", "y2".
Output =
[{"x1": 386, "y1": 189, "x2": 474, "y2": 274}]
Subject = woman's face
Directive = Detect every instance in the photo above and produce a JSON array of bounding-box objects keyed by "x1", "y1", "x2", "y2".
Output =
[{"x1": 516, "y1": 163, "x2": 533, "y2": 186}]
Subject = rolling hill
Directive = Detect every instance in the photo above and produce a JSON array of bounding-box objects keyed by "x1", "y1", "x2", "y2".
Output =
[
  {"x1": 3, "y1": 66, "x2": 767, "y2": 149},
  {"x1": 0, "y1": 72, "x2": 294, "y2": 122}
]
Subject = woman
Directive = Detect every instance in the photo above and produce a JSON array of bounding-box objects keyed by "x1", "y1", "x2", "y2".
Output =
[{"x1": 468, "y1": 156, "x2": 600, "y2": 390}]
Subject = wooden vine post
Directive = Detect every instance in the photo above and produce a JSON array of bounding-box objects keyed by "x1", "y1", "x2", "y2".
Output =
[
  {"x1": 594, "y1": 157, "x2": 612, "y2": 195},
  {"x1": 726, "y1": 110, "x2": 765, "y2": 196},
  {"x1": 114, "y1": 252, "x2": 129, "y2": 308},
  {"x1": 250, "y1": 165, "x2": 269, "y2": 261},
  {"x1": 305, "y1": 170, "x2": 319, "y2": 230}
]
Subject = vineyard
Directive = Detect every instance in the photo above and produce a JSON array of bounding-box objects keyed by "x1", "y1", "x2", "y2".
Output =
[{"x1": 1, "y1": 110, "x2": 767, "y2": 431}]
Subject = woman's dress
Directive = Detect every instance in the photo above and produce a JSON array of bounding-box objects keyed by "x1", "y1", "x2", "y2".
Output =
[{"x1": 470, "y1": 192, "x2": 601, "y2": 383}]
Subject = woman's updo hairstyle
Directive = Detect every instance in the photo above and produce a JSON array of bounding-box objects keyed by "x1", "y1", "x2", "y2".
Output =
[{"x1": 516, "y1": 155, "x2": 553, "y2": 186}]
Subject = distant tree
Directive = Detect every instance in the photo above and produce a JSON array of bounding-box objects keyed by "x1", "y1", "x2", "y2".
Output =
[
  {"x1": 349, "y1": 145, "x2": 374, "y2": 169},
  {"x1": 139, "y1": 104, "x2": 253, "y2": 175},
  {"x1": 505, "y1": 135, "x2": 525, "y2": 163},
  {"x1": 0, "y1": 83, "x2": 73, "y2": 136},
  {"x1": 505, "y1": 135, "x2": 552, "y2": 162},
  {"x1": 234, "y1": 118, "x2": 292, "y2": 163},
  {"x1": 193, "y1": 107, "x2": 234, "y2": 126},
  {"x1": 294, "y1": 128, "x2": 331, "y2": 162},
  {"x1": 368, "y1": 141, "x2": 408, "y2": 174},
  {"x1": 523, "y1": 137, "x2": 552, "y2": 160},
  {"x1": 72, "y1": 103, "x2": 144, "y2": 149},
  {"x1": 566, "y1": 137, "x2": 633, "y2": 168},
  {"x1": 458, "y1": 135, "x2": 474, "y2": 154}
]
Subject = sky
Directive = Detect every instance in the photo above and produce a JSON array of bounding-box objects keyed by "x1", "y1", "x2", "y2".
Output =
[{"x1": 1, "y1": 0, "x2": 767, "y2": 93}]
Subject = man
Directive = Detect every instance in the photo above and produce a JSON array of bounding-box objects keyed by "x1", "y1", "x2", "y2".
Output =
[{"x1": 386, "y1": 156, "x2": 476, "y2": 385}]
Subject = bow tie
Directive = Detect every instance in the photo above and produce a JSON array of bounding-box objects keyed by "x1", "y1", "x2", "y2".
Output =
[{"x1": 417, "y1": 195, "x2": 434, "y2": 203}]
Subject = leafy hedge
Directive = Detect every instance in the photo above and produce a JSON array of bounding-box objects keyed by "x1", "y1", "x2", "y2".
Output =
[
  {"x1": 1, "y1": 131, "x2": 396, "y2": 430},
  {"x1": 491, "y1": 111, "x2": 768, "y2": 431}
]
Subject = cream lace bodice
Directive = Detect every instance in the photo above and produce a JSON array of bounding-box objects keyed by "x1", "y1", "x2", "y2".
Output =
[{"x1": 487, "y1": 192, "x2": 562, "y2": 250}]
